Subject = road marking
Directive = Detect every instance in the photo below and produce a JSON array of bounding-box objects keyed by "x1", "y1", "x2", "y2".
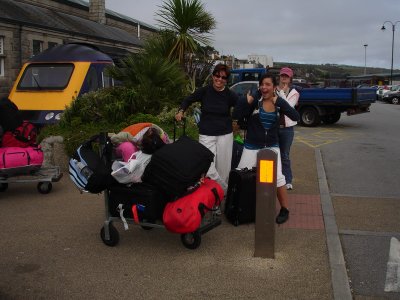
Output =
[
  {"x1": 384, "y1": 237, "x2": 400, "y2": 292},
  {"x1": 294, "y1": 128, "x2": 359, "y2": 148}
]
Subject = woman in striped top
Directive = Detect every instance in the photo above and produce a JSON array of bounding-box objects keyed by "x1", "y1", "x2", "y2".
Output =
[{"x1": 233, "y1": 73, "x2": 300, "y2": 224}]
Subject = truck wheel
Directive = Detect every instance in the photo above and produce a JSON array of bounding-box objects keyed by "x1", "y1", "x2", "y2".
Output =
[
  {"x1": 322, "y1": 113, "x2": 341, "y2": 124},
  {"x1": 391, "y1": 97, "x2": 399, "y2": 105},
  {"x1": 300, "y1": 107, "x2": 321, "y2": 127}
]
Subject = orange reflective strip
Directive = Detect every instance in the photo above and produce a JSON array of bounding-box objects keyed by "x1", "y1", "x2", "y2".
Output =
[{"x1": 259, "y1": 160, "x2": 274, "y2": 183}]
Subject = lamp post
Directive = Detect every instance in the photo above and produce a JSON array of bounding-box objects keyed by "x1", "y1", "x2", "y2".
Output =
[
  {"x1": 364, "y1": 44, "x2": 368, "y2": 75},
  {"x1": 381, "y1": 21, "x2": 400, "y2": 85}
]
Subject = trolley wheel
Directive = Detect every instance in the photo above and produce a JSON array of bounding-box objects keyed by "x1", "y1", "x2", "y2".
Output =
[
  {"x1": 100, "y1": 223, "x2": 119, "y2": 247},
  {"x1": 37, "y1": 182, "x2": 52, "y2": 194},
  {"x1": 0, "y1": 183, "x2": 8, "y2": 192},
  {"x1": 181, "y1": 230, "x2": 201, "y2": 250},
  {"x1": 141, "y1": 225, "x2": 154, "y2": 230}
]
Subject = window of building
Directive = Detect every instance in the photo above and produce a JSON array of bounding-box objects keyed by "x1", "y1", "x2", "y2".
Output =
[
  {"x1": 0, "y1": 36, "x2": 3, "y2": 54},
  {"x1": 0, "y1": 36, "x2": 4, "y2": 77},
  {"x1": 33, "y1": 40, "x2": 43, "y2": 55},
  {"x1": 0, "y1": 59, "x2": 3, "y2": 77},
  {"x1": 48, "y1": 42, "x2": 58, "y2": 49}
]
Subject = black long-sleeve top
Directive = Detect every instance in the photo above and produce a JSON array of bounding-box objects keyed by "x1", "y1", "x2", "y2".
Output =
[
  {"x1": 179, "y1": 84, "x2": 239, "y2": 136},
  {"x1": 233, "y1": 96, "x2": 300, "y2": 148}
]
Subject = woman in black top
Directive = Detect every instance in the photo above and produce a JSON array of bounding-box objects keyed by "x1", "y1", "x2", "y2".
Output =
[{"x1": 175, "y1": 64, "x2": 239, "y2": 194}]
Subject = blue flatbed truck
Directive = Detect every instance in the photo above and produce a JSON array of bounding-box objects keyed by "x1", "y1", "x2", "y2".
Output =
[{"x1": 296, "y1": 87, "x2": 376, "y2": 126}]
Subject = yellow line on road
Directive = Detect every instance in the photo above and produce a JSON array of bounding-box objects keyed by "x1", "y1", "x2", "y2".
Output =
[{"x1": 294, "y1": 127, "x2": 358, "y2": 148}]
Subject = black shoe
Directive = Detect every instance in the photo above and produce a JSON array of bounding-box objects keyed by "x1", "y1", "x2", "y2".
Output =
[{"x1": 276, "y1": 207, "x2": 289, "y2": 224}]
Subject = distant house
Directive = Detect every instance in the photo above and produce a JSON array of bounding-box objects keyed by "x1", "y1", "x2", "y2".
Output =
[{"x1": 0, "y1": 0, "x2": 158, "y2": 98}]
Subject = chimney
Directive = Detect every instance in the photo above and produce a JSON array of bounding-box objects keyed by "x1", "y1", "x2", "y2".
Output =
[{"x1": 89, "y1": 0, "x2": 106, "y2": 24}]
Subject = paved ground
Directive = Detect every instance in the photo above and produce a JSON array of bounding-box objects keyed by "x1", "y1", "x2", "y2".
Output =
[{"x1": 0, "y1": 142, "x2": 335, "y2": 299}]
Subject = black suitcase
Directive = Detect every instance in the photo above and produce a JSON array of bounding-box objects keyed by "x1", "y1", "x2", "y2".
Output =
[
  {"x1": 225, "y1": 168, "x2": 256, "y2": 226},
  {"x1": 231, "y1": 140, "x2": 244, "y2": 169},
  {"x1": 142, "y1": 135, "x2": 214, "y2": 199},
  {"x1": 108, "y1": 183, "x2": 166, "y2": 223}
]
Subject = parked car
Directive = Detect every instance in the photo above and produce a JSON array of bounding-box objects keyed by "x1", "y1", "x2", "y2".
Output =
[
  {"x1": 230, "y1": 81, "x2": 259, "y2": 98},
  {"x1": 378, "y1": 85, "x2": 400, "y2": 100},
  {"x1": 382, "y1": 90, "x2": 400, "y2": 104}
]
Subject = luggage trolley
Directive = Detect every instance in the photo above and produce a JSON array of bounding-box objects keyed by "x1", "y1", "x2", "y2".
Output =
[
  {"x1": 0, "y1": 166, "x2": 63, "y2": 194},
  {"x1": 97, "y1": 131, "x2": 222, "y2": 250}
]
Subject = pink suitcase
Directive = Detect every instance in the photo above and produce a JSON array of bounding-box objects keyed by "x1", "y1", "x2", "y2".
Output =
[{"x1": 0, "y1": 146, "x2": 44, "y2": 175}]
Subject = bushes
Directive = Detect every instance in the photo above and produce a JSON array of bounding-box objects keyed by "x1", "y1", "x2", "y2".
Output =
[
  {"x1": 39, "y1": 88, "x2": 198, "y2": 156},
  {"x1": 105, "y1": 52, "x2": 188, "y2": 114},
  {"x1": 60, "y1": 87, "x2": 140, "y2": 126}
]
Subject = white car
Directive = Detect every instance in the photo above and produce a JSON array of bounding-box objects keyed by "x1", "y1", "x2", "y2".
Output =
[
  {"x1": 378, "y1": 85, "x2": 400, "y2": 100},
  {"x1": 229, "y1": 81, "x2": 258, "y2": 98}
]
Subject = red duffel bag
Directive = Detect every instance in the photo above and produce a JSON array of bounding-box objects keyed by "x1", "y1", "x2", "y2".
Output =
[
  {"x1": 162, "y1": 178, "x2": 224, "y2": 234},
  {"x1": 1, "y1": 121, "x2": 38, "y2": 148}
]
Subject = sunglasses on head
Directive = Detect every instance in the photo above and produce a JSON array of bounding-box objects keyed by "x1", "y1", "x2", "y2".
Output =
[{"x1": 213, "y1": 74, "x2": 228, "y2": 80}]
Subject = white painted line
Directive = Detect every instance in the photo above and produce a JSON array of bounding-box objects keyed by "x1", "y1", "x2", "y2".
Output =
[{"x1": 384, "y1": 237, "x2": 400, "y2": 292}]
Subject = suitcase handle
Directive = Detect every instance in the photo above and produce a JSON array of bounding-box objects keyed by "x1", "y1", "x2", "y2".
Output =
[{"x1": 173, "y1": 118, "x2": 186, "y2": 142}]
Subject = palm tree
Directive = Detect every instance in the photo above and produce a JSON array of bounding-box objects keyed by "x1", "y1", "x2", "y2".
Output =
[
  {"x1": 156, "y1": 0, "x2": 216, "y2": 66},
  {"x1": 106, "y1": 49, "x2": 187, "y2": 114}
]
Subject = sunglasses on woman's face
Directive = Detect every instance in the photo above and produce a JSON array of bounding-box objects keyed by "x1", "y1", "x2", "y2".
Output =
[{"x1": 213, "y1": 74, "x2": 228, "y2": 80}]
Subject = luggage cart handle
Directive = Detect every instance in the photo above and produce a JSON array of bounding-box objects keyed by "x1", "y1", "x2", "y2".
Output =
[{"x1": 173, "y1": 118, "x2": 186, "y2": 142}]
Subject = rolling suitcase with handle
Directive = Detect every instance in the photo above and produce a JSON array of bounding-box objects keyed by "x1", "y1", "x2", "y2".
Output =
[{"x1": 224, "y1": 168, "x2": 256, "y2": 226}]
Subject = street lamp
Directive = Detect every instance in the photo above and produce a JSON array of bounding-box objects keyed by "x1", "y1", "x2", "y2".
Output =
[
  {"x1": 363, "y1": 44, "x2": 368, "y2": 75},
  {"x1": 381, "y1": 21, "x2": 400, "y2": 85}
]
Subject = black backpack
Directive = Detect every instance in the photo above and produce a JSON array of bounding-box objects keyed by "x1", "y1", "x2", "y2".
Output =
[
  {"x1": 69, "y1": 134, "x2": 116, "y2": 193},
  {"x1": 0, "y1": 97, "x2": 23, "y2": 132}
]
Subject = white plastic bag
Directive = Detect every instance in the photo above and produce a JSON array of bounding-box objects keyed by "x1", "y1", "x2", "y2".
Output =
[{"x1": 111, "y1": 151, "x2": 151, "y2": 184}]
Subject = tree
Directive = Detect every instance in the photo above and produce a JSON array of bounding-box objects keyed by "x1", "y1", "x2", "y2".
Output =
[
  {"x1": 156, "y1": 0, "x2": 216, "y2": 68},
  {"x1": 105, "y1": 49, "x2": 187, "y2": 114}
]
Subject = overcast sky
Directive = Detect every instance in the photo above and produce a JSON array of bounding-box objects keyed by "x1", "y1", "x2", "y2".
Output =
[{"x1": 106, "y1": 0, "x2": 400, "y2": 70}]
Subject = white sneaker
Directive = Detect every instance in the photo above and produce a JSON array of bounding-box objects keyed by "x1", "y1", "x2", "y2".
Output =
[{"x1": 286, "y1": 183, "x2": 293, "y2": 190}]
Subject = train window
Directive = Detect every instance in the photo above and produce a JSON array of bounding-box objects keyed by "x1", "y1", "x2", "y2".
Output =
[{"x1": 17, "y1": 63, "x2": 74, "y2": 90}]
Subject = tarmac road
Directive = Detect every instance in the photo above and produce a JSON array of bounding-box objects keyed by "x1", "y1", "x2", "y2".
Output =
[{"x1": 296, "y1": 101, "x2": 400, "y2": 299}]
